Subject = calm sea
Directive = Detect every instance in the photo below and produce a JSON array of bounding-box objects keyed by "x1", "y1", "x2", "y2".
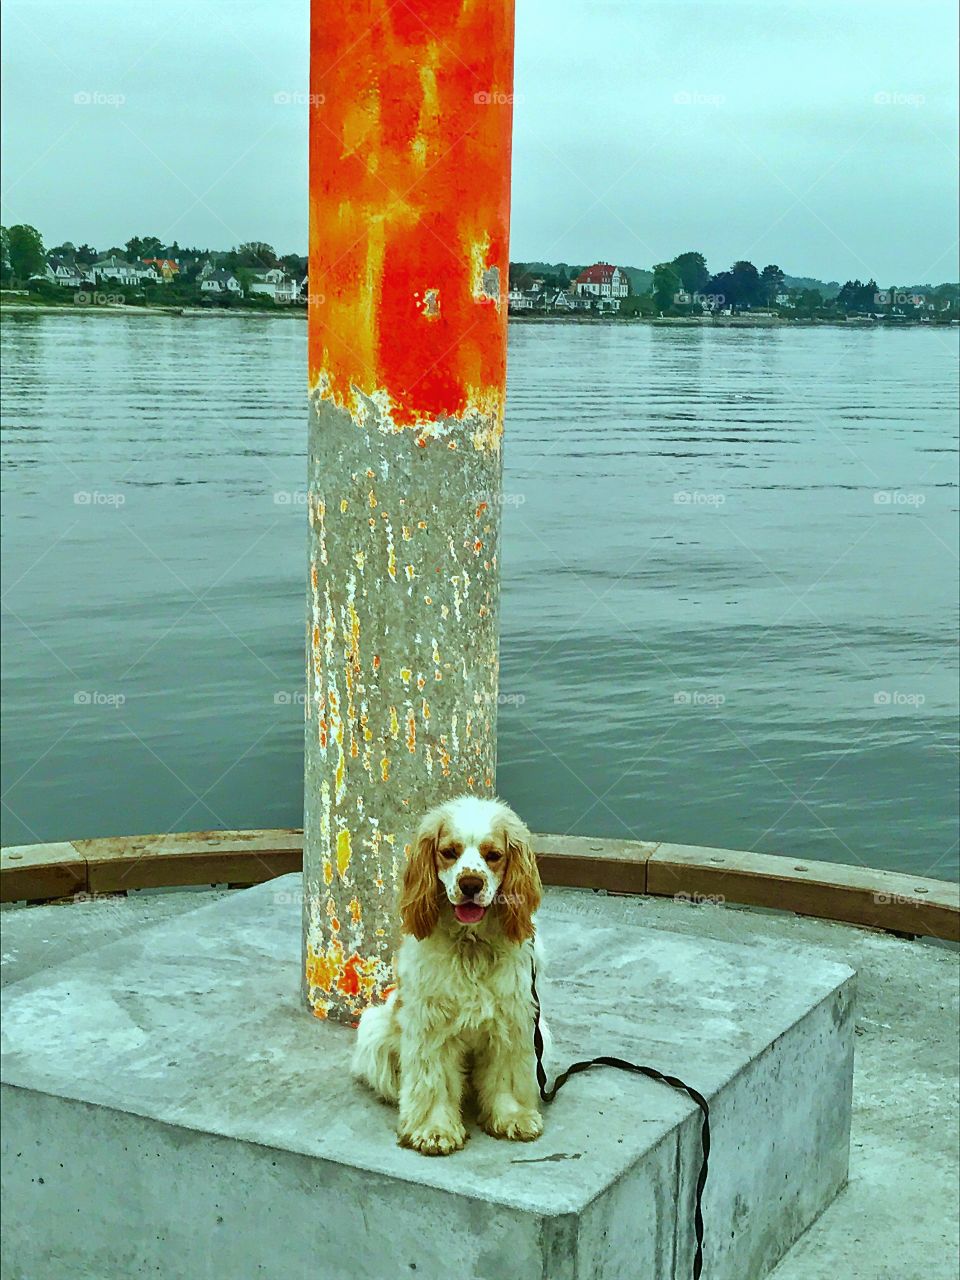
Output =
[{"x1": 2, "y1": 313, "x2": 957, "y2": 880}]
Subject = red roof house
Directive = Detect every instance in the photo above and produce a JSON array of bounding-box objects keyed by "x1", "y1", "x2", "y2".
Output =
[{"x1": 574, "y1": 262, "x2": 629, "y2": 299}]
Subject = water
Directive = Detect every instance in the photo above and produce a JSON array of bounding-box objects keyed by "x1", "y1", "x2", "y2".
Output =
[{"x1": 2, "y1": 313, "x2": 957, "y2": 880}]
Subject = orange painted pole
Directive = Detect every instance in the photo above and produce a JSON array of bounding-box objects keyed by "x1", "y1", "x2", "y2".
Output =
[{"x1": 303, "y1": 0, "x2": 516, "y2": 1021}]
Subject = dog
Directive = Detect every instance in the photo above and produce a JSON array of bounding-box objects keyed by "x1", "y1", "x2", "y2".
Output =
[{"x1": 351, "y1": 794, "x2": 545, "y2": 1156}]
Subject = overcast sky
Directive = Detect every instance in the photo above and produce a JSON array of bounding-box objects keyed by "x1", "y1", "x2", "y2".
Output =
[{"x1": 2, "y1": 0, "x2": 957, "y2": 283}]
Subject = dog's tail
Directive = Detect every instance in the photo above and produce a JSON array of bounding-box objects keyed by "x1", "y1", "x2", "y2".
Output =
[{"x1": 351, "y1": 989, "x2": 401, "y2": 1103}]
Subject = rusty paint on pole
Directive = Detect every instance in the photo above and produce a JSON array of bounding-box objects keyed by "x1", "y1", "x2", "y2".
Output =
[{"x1": 303, "y1": 0, "x2": 516, "y2": 1022}]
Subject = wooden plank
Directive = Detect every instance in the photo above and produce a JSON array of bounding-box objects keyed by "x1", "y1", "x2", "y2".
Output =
[
  {"x1": 532, "y1": 833, "x2": 655, "y2": 894},
  {"x1": 647, "y1": 842, "x2": 959, "y2": 942},
  {"x1": 2, "y1": 829, "x2": 956, "y2": 942},
  {"x1": 76, "y1": 830, "x2": 303, "y2": 893},
  {"x1": 1, "y1": 843, "x2": 87, "y2": 903}
]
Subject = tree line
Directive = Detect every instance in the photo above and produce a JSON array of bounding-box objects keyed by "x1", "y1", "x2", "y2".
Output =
[
  {"x1": 0, "y1": 224, "x2": 307, "y2": 289},
  {"x1": 511, "y1": 250, "x2": 958, "y2": 318}
]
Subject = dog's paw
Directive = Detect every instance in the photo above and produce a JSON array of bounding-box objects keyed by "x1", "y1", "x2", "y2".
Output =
[
  {"x1": 483, "y1": 1107, "x2": 543, "y2": 1142},
  {"x1": 398, "y1": 1120, "x2": 467, "y2": 1157}
]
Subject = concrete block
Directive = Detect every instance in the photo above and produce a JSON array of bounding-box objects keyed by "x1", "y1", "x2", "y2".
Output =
[{"x1": 1, "y1": 876, "x2": 854, "y2": 1280}]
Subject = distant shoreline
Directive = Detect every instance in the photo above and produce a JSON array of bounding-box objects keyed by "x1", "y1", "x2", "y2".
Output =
[
  {"x1": 0, "y1": 301, "x2": 305, "y2": 319},
  {"x1": 1, "y1": 301, "x2": 955, "y2": 329}
]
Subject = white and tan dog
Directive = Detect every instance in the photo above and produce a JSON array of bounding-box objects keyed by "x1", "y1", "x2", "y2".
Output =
[{"x1": 351, "y1": 794, "x2": 545, "y2": 1156}]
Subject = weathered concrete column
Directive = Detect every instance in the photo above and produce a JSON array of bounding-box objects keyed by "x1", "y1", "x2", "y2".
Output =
[{"x1": 303, "y1": 1, "x2": 516, "y2": 1021}]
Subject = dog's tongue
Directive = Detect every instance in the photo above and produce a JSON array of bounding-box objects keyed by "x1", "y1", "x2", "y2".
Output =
[{"x1": 454, "y1": 902, "x2": 486, "y2": 925}]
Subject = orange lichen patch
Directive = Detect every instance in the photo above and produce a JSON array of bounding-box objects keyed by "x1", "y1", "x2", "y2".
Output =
[
  {"x1": 306, "y1": 941, "x2": 338, "y2": 992},
  {"x1": 336, "y1": 828, "x2": 352, "y2": 876},
  {"x1": 306, "y1": 936, "x2": 383, "y2": 1016},
  {"x1": 372, "y1": 654, "x2": 381, "y2": 671},
  {"x1": 323, "y1": 858, "x2": 333, "y2": 885},
  {"x1": 380, "y1": 755, "x2": 391, "y2": 781},
  {"x1": 337, "y1": 951, "x2": 380, "y2": 1000},
  {"x1": 389, "y1": 705, "x2": 400, "y2": 738},
  {"x1": 337, "y1": 954, "x2": 362, "y2": 996},
  {"x1": 311, "y1": 564, "x2": 319, "y2": 590},
  {"x1": 422, "y1": 699, "x2": 431, "y2": 721},
  {"x1": 308, "y1": 0, "x2": 513, "y2": 431},
  {"x1": 475, "y1": 502, "x2": 488, "y2": 517},
  {"x1": 348, "y1": 897, "x2": 362, "y2": 925},
  {"x1": 406, "y1": 709, "x2": 417, "y2": 753}
]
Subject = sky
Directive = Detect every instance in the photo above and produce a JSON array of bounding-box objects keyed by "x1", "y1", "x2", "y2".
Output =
[{"x1": 1, "y1": 0, "x2": 957, "y2": 284}]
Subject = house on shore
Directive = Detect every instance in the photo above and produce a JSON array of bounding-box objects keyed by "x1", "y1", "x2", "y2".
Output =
[
  {"x1": 507, "y1": 281, "x2": 597, "y2": 314},
  {"x1": 42, "y1": 257, "x2": 93, "y2": 289},
  {"x1": 574, "y1": 262, "x2": 629, "y2": 301},
  {"x1": 91, "y1": 255, "x2": 158, "y2": 286},
  {"x1": 200, "y1": 269, "x2": 242, "y2": 295},
  {"x1": 142, "y1": 257, "x2": 179, "y2": 282},
  {"x1": 248, "y1": 268, "x2": 296, "y2": 304}
]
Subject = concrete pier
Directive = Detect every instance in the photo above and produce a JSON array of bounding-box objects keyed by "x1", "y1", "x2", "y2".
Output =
[
  {"x1": 2, "y1": 876, "x2": 855, "y2": 1279},
  {"x1": 303, "y1": 0, "x2": 517, "y2": 1021}
]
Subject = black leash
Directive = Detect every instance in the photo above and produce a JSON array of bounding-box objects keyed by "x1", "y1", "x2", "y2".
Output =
[{"x1": 530, "y1": 957, "x2": 711, "y2": 1280}]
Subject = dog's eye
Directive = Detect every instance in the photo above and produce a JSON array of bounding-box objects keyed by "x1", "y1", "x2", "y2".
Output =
[
  {"x1": 438, "y1": 847, "x2": 457, "y2": 861},
  {"x1": 483, "y1": 851, "x2": 503, "y2": 865}
]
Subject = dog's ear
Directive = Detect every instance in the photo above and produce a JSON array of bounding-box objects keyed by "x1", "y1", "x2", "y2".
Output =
[
  {"x1": 498, "y1": 807, "x2": 541, "y2": 944},
  {"x1": 400, "y1": 806, "x2": 443, "y2": 939}
]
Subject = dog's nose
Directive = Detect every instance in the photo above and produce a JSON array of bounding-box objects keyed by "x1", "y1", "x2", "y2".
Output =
[{"x1": 458, "y1": 874, "x2": 484, "y2": 898}]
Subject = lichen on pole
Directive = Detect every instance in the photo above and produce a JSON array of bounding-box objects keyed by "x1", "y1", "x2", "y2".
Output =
[{"x1": 303, "y1": 0, "x2": 516, "y2": 1022}]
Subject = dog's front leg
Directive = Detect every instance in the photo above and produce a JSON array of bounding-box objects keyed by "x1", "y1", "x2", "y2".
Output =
[
  {"x1": 397, "y1": 1018, "x2": 466, "y2": 1156},
  {"x1": 474, "y1": 1025, "x2": 543, "y2": 1142}
]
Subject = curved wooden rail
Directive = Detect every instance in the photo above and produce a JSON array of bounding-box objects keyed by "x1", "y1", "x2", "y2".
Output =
[{"x1": 1, "y1": 829, "x2": 956, "y2": 942}]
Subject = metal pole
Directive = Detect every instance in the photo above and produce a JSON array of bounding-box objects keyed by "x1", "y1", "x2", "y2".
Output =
[{"x1": 303, "y1": 0, "x2": 516, "y2": 1022}]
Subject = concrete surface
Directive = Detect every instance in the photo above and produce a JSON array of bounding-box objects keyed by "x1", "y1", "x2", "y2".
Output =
[{"x1": 1, "y1": 876, "x2": 853, "y2": 1280}]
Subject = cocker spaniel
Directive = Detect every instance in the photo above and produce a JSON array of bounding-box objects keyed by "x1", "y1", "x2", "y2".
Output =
[{"x1": 351, "y1": 794, "x2": 545, "y2": 1156}]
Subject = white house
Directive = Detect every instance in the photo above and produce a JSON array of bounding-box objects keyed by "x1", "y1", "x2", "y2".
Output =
[
  {"x1": 507, "y1": 285, "x2": 535, "y2": 311},
  {"x1": 548, "y1": 289, "x2": 576, "y2": 310},
  {"x1": 43, "y1": 257, "x2": 91, "y2": 288},
  {"x1": 573, "y1": 263, "x2": 629, "y2": 299},
  {"x1": 200, "y1": 269, "x2": 242, "y2": 295},
  {"x1": 92, "y1": 255, "x2": 151, "y2": 286},
  {"x1": 248, "y1": 267, "x2": 296, "y2": 304}
]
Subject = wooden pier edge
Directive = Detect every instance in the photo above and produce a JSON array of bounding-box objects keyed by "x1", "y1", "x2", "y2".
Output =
[{"x1": 1, "y1": 829, "x2": 957, "y2": 942}]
